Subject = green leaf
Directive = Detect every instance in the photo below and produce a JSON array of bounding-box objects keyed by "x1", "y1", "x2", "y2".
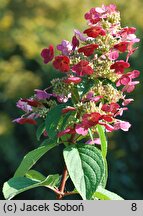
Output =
[
  {"x1": 3, "y1": 174, "x2": 60, "y2": 200},
  {"x1": 26, "y1": 171, "x2": 60, "y2": 188},
  {"x1": 97, "y1": 124, "x2": 107, "y2": 158},
  {"x1": 59, "y1": 112, "x2": 72, "y2": 131},
  {"x1": 88, "y1": 128, "x2": 94, "y2": 142},
  {"x1": 93, "y1": 186, "x2": 124, "y2": 200},
  {"x1": 25, "y1": 170, "x2": 46, "y2": 181},
  {"x1": 97, "y1": 125, "x2": 108, "y2": 188},
  {"x1": 71, "y1": 86, "x2": 79, "y2": 104},
  {"x1": 77, "y1": 77, "x2": 95, "y2": 97},
  {"x1": 36, "y1": 122, "x2": 45, "y2": 141},
  {"x1": 45, "y1": 104, "x2": 65, "y2": 138},
  {"x1": 43, "y1": 174, "x2": 60, "y2": 187},
  {"x1": 63, "y1": 144, "x2": 105, "y2": 200},
  {"x1": 100, "y1": 159, "x2": 108, "y2": 188},
  {"x1": 14, "y1": 139, "x2": 56, "y2": 177}
]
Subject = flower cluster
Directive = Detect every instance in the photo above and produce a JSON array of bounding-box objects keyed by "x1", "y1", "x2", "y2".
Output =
[{"x1": 14, "y1": 4, "x2": 140, "y2": 143}]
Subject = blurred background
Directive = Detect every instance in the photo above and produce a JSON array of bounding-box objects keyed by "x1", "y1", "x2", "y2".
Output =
[{"x1": 0, "y1": 0, "x2": 143, "y2": 200}]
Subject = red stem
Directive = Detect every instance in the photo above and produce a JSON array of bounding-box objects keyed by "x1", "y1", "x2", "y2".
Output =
[{"x1": 56, "y1": 165, "x2": 68, "y2": 199}]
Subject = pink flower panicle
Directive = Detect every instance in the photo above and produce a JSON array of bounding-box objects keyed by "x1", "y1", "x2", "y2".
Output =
[{"x1": 14, "y1": 4, "x2": 140, "y2": 144}]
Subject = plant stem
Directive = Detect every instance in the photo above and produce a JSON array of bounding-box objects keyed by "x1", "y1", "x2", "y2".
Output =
[
  {"x1": 56, "y1": 119, "x2": 79, "y2": 200},
  {"x1": 47, "y1": 186, "x2": 63, "y2": 196},
  {"x1": 57, "y1": 165, "x2": 68, "y2": 200}
]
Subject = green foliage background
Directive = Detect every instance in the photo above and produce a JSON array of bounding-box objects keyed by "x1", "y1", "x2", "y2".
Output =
[{"x1": 0, "y1": 0, "x2": 143, "y2": 199}]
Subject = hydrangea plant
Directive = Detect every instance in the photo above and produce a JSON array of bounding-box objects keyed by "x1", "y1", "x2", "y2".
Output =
[{"x1": 3, "y1": 4, "x2": 140, "y2": 200}]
